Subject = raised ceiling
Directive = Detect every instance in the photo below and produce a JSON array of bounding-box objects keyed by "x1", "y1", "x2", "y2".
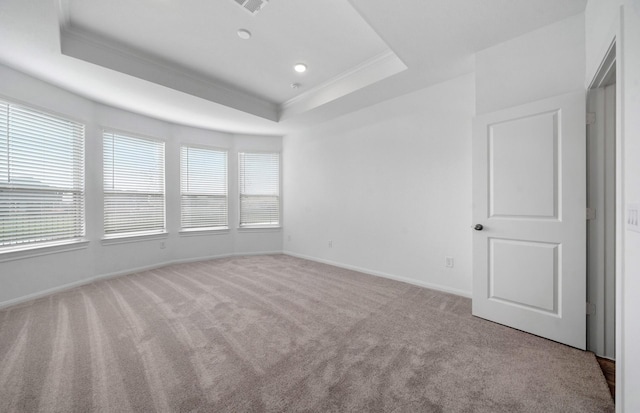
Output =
[
  {"x1": 59, "y1": 0, "x2": 407, "y2": 121},
  {"x1": 0, "y1": 0, "x2": 587, "y2": 135}
]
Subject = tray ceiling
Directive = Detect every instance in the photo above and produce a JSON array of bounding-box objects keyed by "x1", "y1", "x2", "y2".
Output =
[
  {"x1": 59, "y1": 0, "x2": 407, "y2": 121},
  {"x1": 0, "y1": 0, "x2": 587, "y2": 135}
]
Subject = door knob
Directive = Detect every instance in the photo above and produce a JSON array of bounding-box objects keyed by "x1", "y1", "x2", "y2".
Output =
[{"x1": 474, "y1": 224, "x2": 484, "y2": 231}]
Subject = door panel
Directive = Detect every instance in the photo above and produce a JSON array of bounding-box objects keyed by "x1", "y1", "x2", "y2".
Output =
[
  {"x1": 489, "y1": 111, "x2": 558, "y2": 218},
  {"x1": 489, "y1": 238, "x2": 558, "y2": 313},
  {"x1": 472, "y1": 91, "x2": 586, "y2": 349}
]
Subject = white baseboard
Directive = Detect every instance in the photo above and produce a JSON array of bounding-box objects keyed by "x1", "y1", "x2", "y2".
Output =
[
  {"x1": 0, "y1": 250, "x2": 283, "y2": 309},
  {"x1": 1, "y1": 250, "x2": 470, "y2": 309},
  {"x1": 283, "y1": 251, "x2": 472, "y2": 298}
]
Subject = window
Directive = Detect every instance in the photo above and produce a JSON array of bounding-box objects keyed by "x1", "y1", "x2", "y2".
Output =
[
  {"x1": 103, "y1": 131, "x2": 165, "y2": 237},
  {"x1": 180, "y1": 145, "x2": 228, "y2": 230},
  {"x1": 0, "y1": 100, "x2": 85, "y2": 249},
  {"x1": 238, "y1": 152, "x2": 280, "y2": 227}
]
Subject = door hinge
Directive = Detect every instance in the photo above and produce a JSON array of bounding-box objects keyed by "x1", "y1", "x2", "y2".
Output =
[
  {"x1": 586, "y1": 208, "x2": 597, "y2": 220},
  {"x1": 586, "y1": 302, "x2": 596, "y2": 315},
  {"x1": 586, "y1": 112, "x2": 596, "y2": 125}
]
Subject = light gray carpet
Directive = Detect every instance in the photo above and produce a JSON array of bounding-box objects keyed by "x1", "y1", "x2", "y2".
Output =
[{"x1": 0, "y1": 254, "x2": 613, "y2": 412}]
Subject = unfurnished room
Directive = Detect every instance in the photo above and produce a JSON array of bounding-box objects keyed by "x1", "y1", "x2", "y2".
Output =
[{"x1": 0, "y1": 0, "x2": 638, "y2": 412}]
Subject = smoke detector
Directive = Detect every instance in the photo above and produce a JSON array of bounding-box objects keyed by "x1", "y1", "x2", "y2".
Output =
[{"x1": 234, "y1": 0, "x2": 270, "y2": 15}]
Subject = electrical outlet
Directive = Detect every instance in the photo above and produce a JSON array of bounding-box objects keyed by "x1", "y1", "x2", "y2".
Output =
[
  {"x1": 445, "y1": 256, "x2": 454, "y2": 268},
  {"x1": 287, "y1": 235, "x2": 291, "y2": 242},
  {"x1": 328, "y1": 240, "x2": 333, "y2": 248},
  {"x1": 160, "y1": 241, "x2": 166, "y2": 249}
]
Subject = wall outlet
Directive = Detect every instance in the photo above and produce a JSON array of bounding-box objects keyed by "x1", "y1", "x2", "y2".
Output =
[
  {"x1": 287, "y1": 235, "x2": 291, "y2": 242},
  {"x1": 445, "y1": 256, "x2": 454, "y2": 268},
  {"x1": 160, "y1": 241, "x2": 166, "y2": 249},
  {"x1": 328, "y1": 240, "x2": 333, "y2": 248}
]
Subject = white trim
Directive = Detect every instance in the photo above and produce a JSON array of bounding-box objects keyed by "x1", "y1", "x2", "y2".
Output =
[
  {"x1": 586, "y1": 10, "x2": 621, "y2": 90},
  {"x1": 101, "y1": 232, "x2": 168, "y2": 245},
  {"x1": 237, "y1": 151, "x2": 281, "y2": 228},
  {"x1": 0, "y1": 249, "x2": 471, "y2": 309},
  {"x1": 101, "y1": 126, "x2": 168, "y2": 143},
  {"x1": 180, "y1": 142, "x2": 229, "y2": 153},
  {"x1": 59, "y1": 27, "x2": 278, "y2": 121},
  {"x1": 179, "y1": 228, "x2": 230, "y2": 236},
  {"x1": 0, "y1": 250, "x2": 283, "y2": 309},
  {"x1": 281, "y1": 50, "x2": 401, "y2": 109},
  {"x1": 279, "y1": 50, "x2": 406, "y2": 120},
  {"x1": 60, "y1": 27, "x2": 258, "y2": 104},
  {"x1": 237, "y1": 226, "x2": 282, "y2": 232},
  {"x1": 588, "y1": 39, "x2": 617, "y2": 90},
  {"x1": 283, "y1": 251, "x2": 472, "y2": 298},
  {"x1": 0, "y1": 239, "x2": 90, "y2": 263},
  {"x1": 614, "y1": 6, "x2": 625, "y2": 410}
]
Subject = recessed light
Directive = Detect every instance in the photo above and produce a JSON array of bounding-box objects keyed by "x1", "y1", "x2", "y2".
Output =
[
  {"x1": 237, "y1": 29, "x2": 252, "y2": 40},
  {"x1": 294, "y1": 63, "x2": 307, "y2": 73}
]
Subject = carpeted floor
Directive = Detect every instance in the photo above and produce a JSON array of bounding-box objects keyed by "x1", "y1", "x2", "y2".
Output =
[{"x1": 0, "y1": 254, "x2": 614, "y2": 412}]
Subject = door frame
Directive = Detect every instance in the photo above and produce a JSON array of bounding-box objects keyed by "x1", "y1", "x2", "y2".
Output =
[
  {"x1": 586, "y1": 31, "x2": 624, "y2": 406},
  {"x1": 586, "y1": 39, "x2": 617, "y2": 360}
]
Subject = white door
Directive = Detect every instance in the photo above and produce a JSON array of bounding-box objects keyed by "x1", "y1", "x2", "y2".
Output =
[{"x1": 472, "y1": 91, "x2": 586, "y2": 349}]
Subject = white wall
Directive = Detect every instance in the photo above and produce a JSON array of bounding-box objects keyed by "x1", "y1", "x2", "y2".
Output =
[
  {"x1": 620, "y1": 5, "x2": 640, "y2": 412},
  {"x1": 585, "y1": 1, "x2": 640, "y2": 410},
  {"x1": 476, "y1": 13, "x2": 585, "y2": 115},
  {"x1": 0, "y1": 64, "x2": 282, "y2": 307},
  {"x1": 283, "y1": 73, "x2": 474, "y2": 296},
  {"x1": 282, "y1": 14, "x2": 586, "y2": 298}
]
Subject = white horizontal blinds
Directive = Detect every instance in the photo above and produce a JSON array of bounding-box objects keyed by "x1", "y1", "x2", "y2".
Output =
[
  {"x1": 239, "y1": 152, "x2": 280, "y2": 227},
  {"x1": 0, "y1": 100, "x2": 85, "y2": 248},
  {"x1": 103, "y1": 131, "x2": 165, "y2": 236},
  {"x1": 180, "y1": 145, "x2": 228, "y2": 229}
]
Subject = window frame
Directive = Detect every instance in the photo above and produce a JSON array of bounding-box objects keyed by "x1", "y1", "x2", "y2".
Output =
[
  {"x1": 102, "y1": 128, "x2": 166, "y2": 239},
  {"x1": 0, "y1": 98, "x2": 86, "y2": 254},
  {"x1": 179, "y1": 144, "x2": 229, "y2": 233},
  {"x1": 237, "y1": 151, "x2": 281, "y2": 229}
]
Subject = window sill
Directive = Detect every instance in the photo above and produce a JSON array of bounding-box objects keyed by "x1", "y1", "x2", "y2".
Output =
[
  {"x1": 0, "y1": 239, "x2": 90, "y2": 263},
  {"x1": 179, "y1": 227, "x2": 230, "y2": 237},
  {"x1": 101, "y1": 231, "x2": 168, "y2": 245},
  {"x1": 237, "y1": 226, "x2": 282, "y2": 233}
]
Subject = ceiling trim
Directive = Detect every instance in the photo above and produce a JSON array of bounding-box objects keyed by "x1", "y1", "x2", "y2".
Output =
[
  {"x1": 59, "y1": 25, "x2": 280, "y2": 121},
  {"x1": 279, "y1": 50, "x2": 407, "y2": 120},
  {"x1": 57, "y1": 0, "x2": 407, "y2": 124}
]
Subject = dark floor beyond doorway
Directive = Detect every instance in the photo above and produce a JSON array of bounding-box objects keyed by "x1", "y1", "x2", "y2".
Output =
[{"x1": 597, "y1": 357, "x2": 616, "y2": 400}]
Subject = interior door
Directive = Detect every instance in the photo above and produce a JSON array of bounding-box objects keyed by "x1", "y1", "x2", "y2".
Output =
[{"x1": 472, "y1": 91, "x2": 586, "y2": 349}]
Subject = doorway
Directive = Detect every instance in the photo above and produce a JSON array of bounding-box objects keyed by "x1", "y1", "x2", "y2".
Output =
[{"x1": 586, "y1": 41, "x2": 616, "y2": 360}]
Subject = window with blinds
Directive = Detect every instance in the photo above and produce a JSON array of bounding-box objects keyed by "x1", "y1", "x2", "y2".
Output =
[
  {"x1": 180, "y1": 145, "x2": 228, "y2": 230},
  {"x1": 0, "y1": 100, "x2": 85, "y2": 249},
  {"x1": 103, "y1": 131, "x2": 165, "y2": 237},
  {"x1": 238, "y1": 152, "x2": 280, "y2": 227}
]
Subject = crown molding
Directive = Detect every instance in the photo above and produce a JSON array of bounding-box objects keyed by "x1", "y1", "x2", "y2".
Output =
[{"x1": 278, "y1": 50, "x2": 406, "y2": 120}]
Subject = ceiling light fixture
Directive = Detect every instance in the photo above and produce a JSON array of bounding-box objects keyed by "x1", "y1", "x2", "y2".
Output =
[
  {"x1": 237, "y1": 29, "x2": 252, "y2": 40},
  {"x1": 294, "y1": 63, "x2": 307, "y2": 73}
]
